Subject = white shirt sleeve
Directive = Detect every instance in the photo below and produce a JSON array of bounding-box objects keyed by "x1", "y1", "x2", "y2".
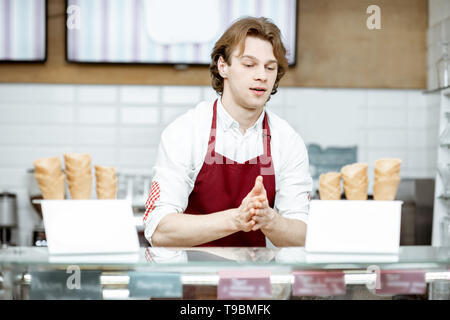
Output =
[
  {"x1": 274, "y1": 131, "x2": 313, "y2": 225},
  {"x1": 143, "y1": 111, "x2": 197, "y2": 246}
]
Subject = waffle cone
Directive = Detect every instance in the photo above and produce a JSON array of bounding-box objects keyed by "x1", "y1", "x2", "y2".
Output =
[
  {"x1": 95, "y1": 166, "x2": 117, "y2": 199},
  {"x1": 67, "y1": 174, "x2": 92, "y2": 199},
  {"x1": 34, "y1": 173, "x2": 65, "y2": 199},
  {"x1": 65, "y1": 165, "x2": 91, "y2": 175},
  {"x1": 33, "y1": 157, "x2": 63, "y2": 176},
  {"x1": 96, "y1": 185, "x2": 117, "y2": 199},
  {"x1": 341, "y1": 163, "x2": 368, "y2": 200},
  {"x1": 374, "y1": 158, "x2": 401, "y2": 176},
  {"x1": 373, "y1": 177, "x2": 400, "y2": 200},
  {"x1": 319, "y1": 172, "x2": 342, "y2": 200},
  {"x1": 63, "y1": 153, "x2": 91, "y2": 171},
  {"x1": 66, "y1": 170, "x2": 92, "y2": 182},
  {"x1": 373, "y1": 158, "x2": 401, "y2": 200},
  {"x1": 94, "y1": 165, "x2": 116, "y2": 175}
]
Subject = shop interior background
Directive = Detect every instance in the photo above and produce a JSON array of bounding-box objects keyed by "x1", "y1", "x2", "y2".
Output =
[{"x1": 0, "y1": 0, "x2": 448, "y2": 246}]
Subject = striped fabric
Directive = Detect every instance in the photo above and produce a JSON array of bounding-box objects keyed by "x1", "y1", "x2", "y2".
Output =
[
  {"x1": 0, "y1": 0, "x2": 46, "y2": 61},
  {"x1": 67, "y1": 0, "x2": 297, "y2": 65}
]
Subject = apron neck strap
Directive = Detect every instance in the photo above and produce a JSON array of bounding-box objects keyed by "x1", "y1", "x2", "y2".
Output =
[{"x1": 210, "y1": 99, "x2": 272, "y2": 158}]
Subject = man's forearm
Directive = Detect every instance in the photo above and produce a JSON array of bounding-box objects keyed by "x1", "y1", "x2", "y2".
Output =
[
  {"x1": 262, "y1": 210, "x2": 307, "y2": 247},
  {"x1": 151, "y1": 209, "x2": 239, "y2": 247}
]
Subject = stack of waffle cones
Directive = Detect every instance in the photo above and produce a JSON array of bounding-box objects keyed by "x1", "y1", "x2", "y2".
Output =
[
  {"x1": 95, "y1": 165, "x2": 117, "y2": 199},
  {"x1": 319, "y1": 172, "x2": 342, "y2": 200},
  {"x1": 33, "y1": 157, "x2": 65, "y2": 199},
  {"x1": 373, "y1": 158, "x2": 401, "y2": 200},
  {"x1": 63, "y1": 153, "x2": 92, "y2": 199},
  {"x1": 341, "y1": 163, "x2": 368, "y2": 200}
]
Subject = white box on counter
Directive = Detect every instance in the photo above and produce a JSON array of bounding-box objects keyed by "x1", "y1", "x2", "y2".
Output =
[
  {"x1": 41, "y1": 200, "x2": 140, "y2": 257},
  {"x1": 305, "y1": 200, "x2": 403, "y2": 255}
]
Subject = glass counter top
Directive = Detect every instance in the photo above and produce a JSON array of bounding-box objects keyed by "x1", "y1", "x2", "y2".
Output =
[{"x1": 0, "y1": 246, "x2": 449, "y2": 271}]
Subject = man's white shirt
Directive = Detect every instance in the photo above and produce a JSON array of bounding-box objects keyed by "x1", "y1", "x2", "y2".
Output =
[{"x1": 144, "y1": 99, "x2": 313, "y2": 247}]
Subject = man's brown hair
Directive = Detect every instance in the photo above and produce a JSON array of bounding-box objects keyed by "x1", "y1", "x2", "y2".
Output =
[{"x1": 209, "y1": 16, "x2": 288, "y2": 96}]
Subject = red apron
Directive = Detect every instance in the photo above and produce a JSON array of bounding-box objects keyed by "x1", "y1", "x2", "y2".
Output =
[{"x1": 184, "y1": 99, "x2": 276, "y2": 247}]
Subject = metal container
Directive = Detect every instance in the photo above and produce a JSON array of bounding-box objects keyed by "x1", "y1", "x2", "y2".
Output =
[
  {"x1": 0, "y1": 192, "x2": 17, "y2": 227},
  {"x1": 26, "y1": 168, "x2": 43, "y2": 220}
]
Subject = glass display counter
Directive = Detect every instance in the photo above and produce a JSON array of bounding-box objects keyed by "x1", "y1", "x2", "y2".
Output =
[{"x1": 0, "y1": 246, "x2": 449, "y2": 300}]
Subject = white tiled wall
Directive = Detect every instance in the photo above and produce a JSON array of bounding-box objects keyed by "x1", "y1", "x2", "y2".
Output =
[{"x1": 0, "y1": 83, "x2": 437, "y2": 245}]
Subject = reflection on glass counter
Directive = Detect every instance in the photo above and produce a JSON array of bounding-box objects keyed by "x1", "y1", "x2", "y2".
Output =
[
  {"x1": 0, "y1": 246, "x2": 448, "y2": 300},
  {"x1": 0, "y1": 246, "x2": 449, "y2": 267}
]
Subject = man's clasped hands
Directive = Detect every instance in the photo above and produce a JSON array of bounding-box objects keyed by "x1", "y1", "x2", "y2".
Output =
[{"x1": 233, "y1": 175, "x2": 276, "y2": 232}]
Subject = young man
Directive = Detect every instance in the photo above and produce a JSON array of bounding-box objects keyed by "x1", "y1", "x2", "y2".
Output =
[{"x1": 143, "y1": 17, "x2": 312, "y2": 247}]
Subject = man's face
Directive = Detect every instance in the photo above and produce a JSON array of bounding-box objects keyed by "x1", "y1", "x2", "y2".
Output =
[{"x1": 219, "y1": 36, "x2": 278, "y2": 110}]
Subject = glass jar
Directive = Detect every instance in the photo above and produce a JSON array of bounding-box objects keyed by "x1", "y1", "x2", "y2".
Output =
[
  {"x1": 142, "y1": 175, "x2": 152, "y2": 203},
  {"x1": 436, "y1": 42, "x2": 450, "y2": 89},
  {"x1": 438, "y1": 163, "x2": 450, "y2": 195},
  {"x1": 132, "y1": 175, "x2": 144, "y2": 207},
  {"x1": 440, "y1": 215, "x2": 450, "y2": 247},
  {"x1": 116, "y1": 173, "x2": 126, "y2": 199},
  {"x1": 439, "y1": 113, "x2": 450, "y2": 147}
]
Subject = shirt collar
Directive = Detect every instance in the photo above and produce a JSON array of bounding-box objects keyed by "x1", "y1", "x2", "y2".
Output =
[{"x1": 217, "y1": 98, "x2": 265, "y2": 132}]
